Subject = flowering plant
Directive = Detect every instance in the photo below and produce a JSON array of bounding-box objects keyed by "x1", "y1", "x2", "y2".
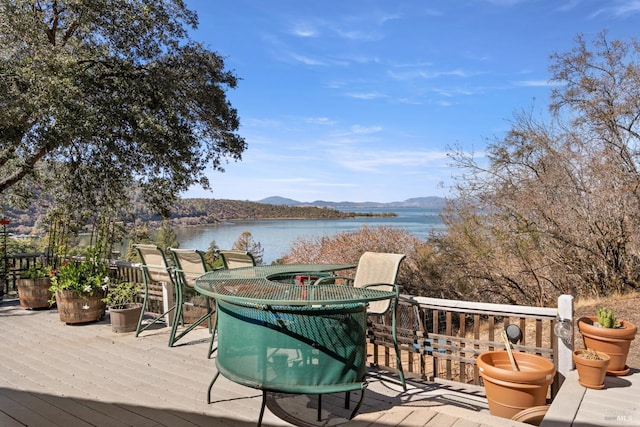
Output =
[{"x1": 48, "y1": 248, "x2": 110, "y2": 302}]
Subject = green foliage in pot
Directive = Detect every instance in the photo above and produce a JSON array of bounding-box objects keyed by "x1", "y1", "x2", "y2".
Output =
[
  {"x1": 596, "y1": 307, "x2": 617, "y2": 328},
  {"x1": 102, "y1": 282, "x2": 142, "y2": 309},
  {"x1": 20, "y1": 263, "x2": 50, "y2": 279}
]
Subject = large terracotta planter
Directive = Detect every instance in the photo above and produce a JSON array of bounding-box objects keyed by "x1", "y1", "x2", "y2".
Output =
[
  {"x1": 109, "y1": 303, "x2": 142, "y2": 333},
  {"x1": 477, "y1": 351, "x2": 555, "y2": 420},
  {"x1": 55, "y1": 289, "x2": 107, "y2": 324},
  {"x1": 577, "y1": 316, "x2": 637, "y2": 376},
  {"x1": 17, "y1": 277, "x2": 52, "y2": 309},
  {"x1": 573, "y1": 349, "x2": 610, "y2": 389}
]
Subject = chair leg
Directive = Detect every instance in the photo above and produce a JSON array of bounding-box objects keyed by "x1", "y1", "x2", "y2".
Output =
[
  {"x1": 168, "y1": 282, "x2": 184, "y2": 347},
  {"x1": 206, "y1": 297, "x2": 213, "y2": 333},
  {"x1": 207, "y1": 303, "x2": 219, "y2": 359},
  {"x1": 207, "y1": 371, "x2": 221, "y2": 404},
  {"x1": 135, "y1": 293, "x2": 178, "y2": 337},
  {"x1": 135, "y1": 282, "x2": 150, "y2": 337},
  {"x1": 349, "y1": 386, "x2": 367, "y2": 419},
  {"x1": 258, "y1": 390, "x2": 267, "y2": 427},
  {"x1": 171, "y1": 300, "x2": 215, "y2": 347},
  {"x1": 317, "y1": 394, "x2": 322, "y2": 421},
  {"x1": 392, "y1": 297, "x2": 406, "y2": 391}
]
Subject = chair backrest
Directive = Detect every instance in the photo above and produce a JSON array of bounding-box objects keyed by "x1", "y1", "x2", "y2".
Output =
[
  {"x1": 133, "y1": 244, "x2": 173, "y2": 285},
  {"x1": 353, "y1": 252, "x2": 406, "y2": 315},
  {"x1": 219, "y1": 250, "x2": 256, "y2": 269},
  {"x1": 167, "y1": 248, "x2": 208, "y2": 288}
]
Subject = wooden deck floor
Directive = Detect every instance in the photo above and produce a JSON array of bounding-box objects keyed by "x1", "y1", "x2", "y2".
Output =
[
  {"x1": 541, "y1": 368, "x2": 640, "y2": 427},
  {"x1": 0, "y1": 299, "x2": 526, "y2": 426}
]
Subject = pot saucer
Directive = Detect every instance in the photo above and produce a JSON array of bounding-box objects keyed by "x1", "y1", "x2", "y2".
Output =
[
  {"x1": 578, "y1": 379, "x2": 605, "y2": 389},
  {"x1": 606, "y1": 365, "x2": 630, "y2": 376}
]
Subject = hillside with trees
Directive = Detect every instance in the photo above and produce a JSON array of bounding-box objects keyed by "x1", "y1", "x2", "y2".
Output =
[{"x1": 2, "y1": 198, "x2": 382, "y2": 235}]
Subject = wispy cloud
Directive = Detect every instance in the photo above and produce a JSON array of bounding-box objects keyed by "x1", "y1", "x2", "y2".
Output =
[
  {"x1": 344, "y1": 92, "x2": 388, "y2": 100},
  {"x1": 333, "y1": 149, "x2": 449, "y2": 172},
  {"x1": 388, "y1": 68, "x2": 473, "y2": 81},
  {"x1": 305, "y1": 117, "x2": 335, "y2": 125},
  {"x1": 291, "y1": 22, "x2": 319, "y2": 37},
  {"x1": 512, "y1": 80, "x2": 563, "y2": 87},
  {"x1": 289, "y1": 53, "x2": 326, "y2": 66},
  {"x1": 591, "y1": 0, "x2": 640, "y2": 18}
]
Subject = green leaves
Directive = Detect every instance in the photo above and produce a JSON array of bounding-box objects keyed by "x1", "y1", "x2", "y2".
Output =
[{"x1": 1, "y1": 0, "x2": 245, "y2": 223}]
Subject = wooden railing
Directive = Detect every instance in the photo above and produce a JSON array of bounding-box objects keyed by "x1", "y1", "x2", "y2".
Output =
[
  {"x1": 368, "y1": 294, "x2": 573, "y2": 398},
  {"x1": 2, "y1": 252, "x2": 47, "y2": 294}
]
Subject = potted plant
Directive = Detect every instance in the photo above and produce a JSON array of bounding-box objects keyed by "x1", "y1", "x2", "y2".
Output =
[
  {"x1": 17, "y1": 263, "x2": 53, "y2": 309},
  {"x1": 102, "y1": 281, "x2": 143, "y2": 333},
  {"x1": 577, "y1": 307, "x2": 637, "y2": 376},
  {"x1": 49, "y1": 247, "x2": 110, "y2": 324},
  {"x1": 573, "y1": 349, "x2": 610, "y2": 389}
]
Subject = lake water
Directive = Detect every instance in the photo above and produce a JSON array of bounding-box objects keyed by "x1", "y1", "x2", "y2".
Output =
[{"x1": 174, "y1": 208, "x2": 444, "y2": 264}]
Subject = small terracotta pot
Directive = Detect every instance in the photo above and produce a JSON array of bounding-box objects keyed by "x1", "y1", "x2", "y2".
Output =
[
  {"x1": 577, "y1": 317, "x2": 637, "y2": 376},
  {"x1": 573, "y1": 349, "x2": 610, "y2": 389},
  {"x1": 477, "y1": 351, "x2": 555, "y2": 420}
]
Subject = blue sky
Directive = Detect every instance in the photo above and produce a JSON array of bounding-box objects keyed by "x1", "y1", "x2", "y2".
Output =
[{"x1": 182, "y1": 0, "x2": 639, "y2": 203}]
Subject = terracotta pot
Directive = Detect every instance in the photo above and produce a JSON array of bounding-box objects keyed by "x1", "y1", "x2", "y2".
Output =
[
  {"x1": 17, "y1": 277, "x2": 52, "y2": 309},
  {"x1": 55, "y1": 289, "x2": 107, "y2": 324},
  {"x1": 477, "y1": 351, "x2": 555, "y2": 420},
  {"x1": 573, "y1": 349, "x2": 610, "y2": 389},
  {"x1": 109, "y1": 303, "x2": 142, "y2": 333},
  {"x1": 577, "y1": 316, "x2": 637, "y2": 376}
]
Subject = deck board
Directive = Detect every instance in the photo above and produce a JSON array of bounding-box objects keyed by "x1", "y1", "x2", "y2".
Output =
[
  {"x1": 0, "y1": 299, "x2": 525, "y2": 426},
  {"x1": 541, "y1": 369, "x2": 640, "y2": 426}
]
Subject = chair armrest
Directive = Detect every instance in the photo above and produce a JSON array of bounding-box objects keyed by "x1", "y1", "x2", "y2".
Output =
[
  {"x1": 361, "y1": 283, "x2": 402, "y2": 295},
  {"x1": 313, "y1": 276, "x2": 353, "y2": 286}
]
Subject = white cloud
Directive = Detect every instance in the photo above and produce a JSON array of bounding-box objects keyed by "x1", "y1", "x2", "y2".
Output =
[
  {"x1": 344, "y1": 92, "x2": 388, "y2": 100},
  {"x1": 592, "y1": 0, "x2": 640, "y2": 18},
  {"x1": 291, "y1": 22, "x2": 319, "y2": 37},
  {"x1": 512, "y1": 80, "x2": 563, "y2": 87},
  {"x1": 332, "y1": 149, "x2": 449, "y2": 172},
  {"x1": 305, "y1": 117, "x2": 335, "y2": 125}
]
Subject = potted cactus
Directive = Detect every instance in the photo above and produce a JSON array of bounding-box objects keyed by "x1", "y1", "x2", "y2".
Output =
[
  {"x1": 596, "y1": 307, "x2": 617, "y2": 328},
  {"x1": 577, "y1": 307, "x2": 637, "y2": 376}
]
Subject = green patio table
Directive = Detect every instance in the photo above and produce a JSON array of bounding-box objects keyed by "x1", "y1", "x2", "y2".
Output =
[{"x1": 194, "y1": 263, "x2": 397, "y2": 426}]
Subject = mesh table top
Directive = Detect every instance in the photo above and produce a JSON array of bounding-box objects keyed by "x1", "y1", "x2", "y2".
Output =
[{"x1": 194, "y1": 264, "x2": 396, "y2": 306}]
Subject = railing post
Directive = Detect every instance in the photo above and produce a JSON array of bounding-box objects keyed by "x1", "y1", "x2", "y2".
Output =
[{"x1": 555, "y1": 294, "x2": 574, "y2": 391}]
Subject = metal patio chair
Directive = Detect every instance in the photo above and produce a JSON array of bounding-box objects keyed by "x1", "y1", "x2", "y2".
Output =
[
  {"x1": 167, "y1": 248, "x2": 215, "y2": 350},
  {"x1": 133, "y1": 244, "x2": 183, "y2": 347},
  {"x1": 218, "y1": 250, "x2": 257, "y2": 269},
  {"x1": 315, "y1": 251, "x2": 407, "y2": 390}
]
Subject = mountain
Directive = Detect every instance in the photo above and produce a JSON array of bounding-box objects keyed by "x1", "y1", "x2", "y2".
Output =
[
  {"x1": 257, "y1": 196, "x2": 446, "y2": 209},
  {"x1": 258, "y1": 196, "x2": 303, "y2": 206}
]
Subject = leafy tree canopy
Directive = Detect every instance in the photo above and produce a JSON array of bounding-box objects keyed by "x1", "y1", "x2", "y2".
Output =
[{"x1": 0, "y1": 0, "x2": 246, "y2": 219}]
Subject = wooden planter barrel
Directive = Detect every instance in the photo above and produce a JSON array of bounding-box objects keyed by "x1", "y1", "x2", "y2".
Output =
[
  {"x1": 17, "y1": 277, "x2": 52, "y2": 309},
  {"x1": 55, "y1": 289, "x2": 107, "y2": 324}
]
